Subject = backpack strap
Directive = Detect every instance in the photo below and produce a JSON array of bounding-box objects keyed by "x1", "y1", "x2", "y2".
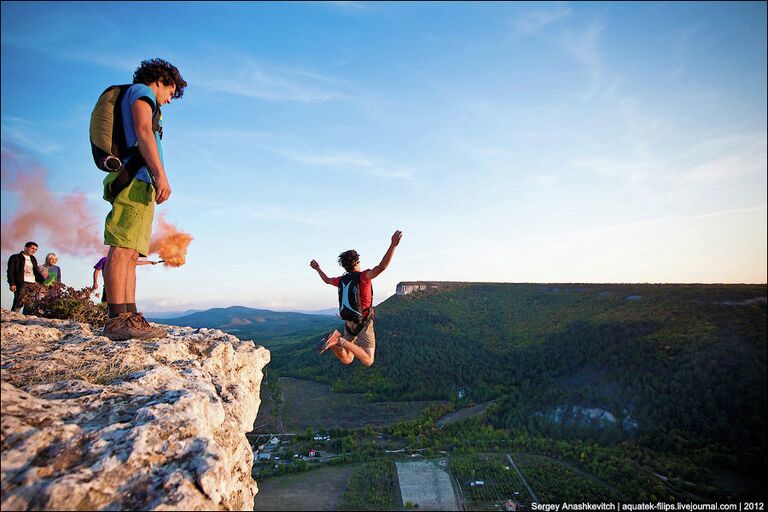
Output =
[
  {"x1": 108, "y1": 105, "x2": 162, "y2": 198},
  {"x1": 107, "y1": 150, "x2": 144, "y2": 199}
]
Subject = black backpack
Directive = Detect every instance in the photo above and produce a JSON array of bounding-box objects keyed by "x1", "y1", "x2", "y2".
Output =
[{"x1": 337, "y1": 272, "x2": 373, "y2": 323}]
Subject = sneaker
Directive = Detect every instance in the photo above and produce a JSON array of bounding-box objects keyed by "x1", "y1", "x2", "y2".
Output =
[
  {"x1": 315, "y1": 330, "x2": 341, "y2": 354},
  {"x1": 101, "y1": 313, "x2": 135, "y2": 341},
  {"x1": 127, "y1": 312, "x2": 167, "y2": 339}
]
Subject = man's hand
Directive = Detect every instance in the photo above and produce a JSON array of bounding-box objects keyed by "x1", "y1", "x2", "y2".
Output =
[
  {"x1": 310, "y1": 259, "x2": 320, "y2": 270},
  {"x1": 10, "y1": 285, "x2": 16, "y2": 293},
  {"x1": 154, "y1": 174, "x2": 172, "y2": 205},
  {"x1": 391, "y1": 230, "x2": 403, "y2": 246}
]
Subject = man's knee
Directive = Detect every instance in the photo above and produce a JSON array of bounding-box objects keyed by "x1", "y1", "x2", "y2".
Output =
[{"x1": 110, "y1": 247, "x2": 136, "y2": 263}]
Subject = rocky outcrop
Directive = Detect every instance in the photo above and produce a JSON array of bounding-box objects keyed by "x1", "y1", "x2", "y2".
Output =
[
  {"x1": 0, "y1": 308, "x2": 270, "y2": 511},
  {"x1": 396, "y1": 281, "x2": 463, "y2": 296}
]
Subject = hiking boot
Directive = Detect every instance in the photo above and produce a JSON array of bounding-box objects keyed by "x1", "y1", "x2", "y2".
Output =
[
  {"x1": 127, "y1": 312, "x2": 167, "y2": 339},
  {"x1": 101, "y1": 312, "x2": 166, "y2": 340},
  {"x1": 101, "y1": 313, "x2": 136, "y2": 341},
  {"x1": 315, "y1": 330, "x2": 342, "y2": 354}
]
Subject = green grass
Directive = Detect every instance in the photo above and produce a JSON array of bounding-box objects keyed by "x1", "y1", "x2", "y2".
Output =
[{"x1": 340, "y1": 459, "x2": 401, "y2": 510}]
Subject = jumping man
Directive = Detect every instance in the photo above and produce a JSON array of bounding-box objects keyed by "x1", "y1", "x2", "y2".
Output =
[{"x1": 310, "y1": 230, "x2": 403, "y2": 367}]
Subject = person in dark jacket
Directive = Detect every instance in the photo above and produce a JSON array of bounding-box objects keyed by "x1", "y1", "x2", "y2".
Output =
[{"x1": 6, "y1": 241, "x2": 46, "y2": 313}]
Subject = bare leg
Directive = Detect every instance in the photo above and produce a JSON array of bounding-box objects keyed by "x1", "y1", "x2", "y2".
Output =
[
  {"x1": 330, "y1": 339, "x2": 375, "y2": 367},
  {"x1": 329, "y1": 345, "x2": 354, "y2": 365},
  {"x1": 105, "y1": 246, "x2": 137, "y2": 304},
  {"x1": 125, "y1": 251, "x2": 139, "y2": 304}
]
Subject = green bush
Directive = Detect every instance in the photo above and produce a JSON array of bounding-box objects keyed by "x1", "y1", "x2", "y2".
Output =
[{"x1": 21, "y1": 282, "x2": 107, "y2": 326}]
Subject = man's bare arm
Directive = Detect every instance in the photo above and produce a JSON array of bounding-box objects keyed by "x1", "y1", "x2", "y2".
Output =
[
  {"x1": 367, "y1": 230, "x2": 403, "y2": 280},
  {"x1": 92, "y1": 268, "x2": 101, "y2": 289},
  {"x1": 310, "y1": 260, "x2": 335, "y2": 285},
  {"x1": 131, "y1": 100, "x2": 171, "y2": 204}
]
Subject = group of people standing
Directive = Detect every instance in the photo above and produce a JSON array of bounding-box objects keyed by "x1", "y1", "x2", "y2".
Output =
[
  {"x1": 6, "y1": 241, "x2": 62, "y2": 313},
  {"x1": 6, "y1": 242, "x2": 159, "y2": 315}
]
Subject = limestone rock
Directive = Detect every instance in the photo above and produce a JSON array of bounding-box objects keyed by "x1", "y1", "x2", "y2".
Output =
[{"x1": 0, "y1": 308, "x2": 270, "y2": 511}]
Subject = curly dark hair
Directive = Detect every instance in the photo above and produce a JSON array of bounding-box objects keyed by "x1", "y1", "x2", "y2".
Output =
[
  {"x1": 133, "y1": 58, "x2": 187, "y2": 99},
  {"x1": 338, "y1": 250, "x2": 360, "y2": 273}
]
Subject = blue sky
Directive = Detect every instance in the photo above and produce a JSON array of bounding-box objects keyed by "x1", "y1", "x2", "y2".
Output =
[{"x1": 1, "y1": 1, "x2": 766, "y2": 313}]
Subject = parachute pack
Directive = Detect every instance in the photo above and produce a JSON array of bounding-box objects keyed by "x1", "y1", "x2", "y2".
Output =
[
  {"x1": 89, "y1": 84, "x2": 161, "y2": 173},
  {"x1": 337, "y1": 271, "x2": 373, "y2": 323}
]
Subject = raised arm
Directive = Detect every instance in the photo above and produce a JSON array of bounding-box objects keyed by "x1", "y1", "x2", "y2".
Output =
[
  {"x1": 310, "y1": 260, "x2": 335, "y2": 286},
  {"x1": 366, "y1": 230, "x2": 403, "y2": 280}
]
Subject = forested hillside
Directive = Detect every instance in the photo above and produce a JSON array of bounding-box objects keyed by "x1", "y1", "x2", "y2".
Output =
[{"x1": 273, "y1": 283, "x2": 767, "y2": 473}]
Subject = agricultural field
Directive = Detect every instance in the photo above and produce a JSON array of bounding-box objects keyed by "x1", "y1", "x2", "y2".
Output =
[
  {"x1": 258, "y1": 377, "x2": 447, "y2": 432},
  {"x1": 450, "y1": 453, "x2": 530, "y2": 511},
  {"x1": 396, "y1": 459, "x2": 459, "y2": 511},
  {"x1": 513, "y1": 452, "x2": 624, "y2": 502},
  {"x1": 253, "y1": 464, "x2": 358, "y2": 511},
  {"x1": 340, "y1": 459, "x2": 402, "y2": 510}
]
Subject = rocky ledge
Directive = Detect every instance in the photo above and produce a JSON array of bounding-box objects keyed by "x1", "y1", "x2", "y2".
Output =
[{"x1": 0, "y1": 308, "x2": 270, "y2": 511}]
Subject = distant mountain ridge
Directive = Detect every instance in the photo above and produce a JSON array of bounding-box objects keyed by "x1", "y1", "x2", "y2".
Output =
[
  {"x1": 143, "y1": 309, "x2": 203, "y2": 319},
  {"x1": 148, "y1": 305, "x2": 338, "y2": 347}
]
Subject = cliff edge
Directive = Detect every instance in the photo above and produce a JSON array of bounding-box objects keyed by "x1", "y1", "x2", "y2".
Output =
[{"x1": 0, "y1": 308, "x2": 270, "y2": 511}]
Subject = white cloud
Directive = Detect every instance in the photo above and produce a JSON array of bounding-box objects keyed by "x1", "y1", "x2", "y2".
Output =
[
  {"x1": 325, "y1": 1, "x2": 372, "y2": 13},
  {"x1": 570, "y1": 131, "x2": 768, "y2": 198},
  {"x1": 529, "y1": 204, "x2": 768, "y2": 242},
  {"x1": 513, "y1": 3, "x2": 572, "y2": 34},
  {"x1": 194, "y1": 56, "x2": 348, "y2": 103},
  {"x1": 277, "y1": 148, "x2": 419, "y2": 181},
  {"x1": 0, "y1": 119, "x2": 62, "y2": 154},
  {"x1": 561, "y1": 20, "x2": 605, "y2": 99}
]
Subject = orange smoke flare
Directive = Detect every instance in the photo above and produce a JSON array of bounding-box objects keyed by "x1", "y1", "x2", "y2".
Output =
[
  {"x1": 1, "y1": 144, "x2": 104, "y2": 256},
  {"x1": 148, "y1": 214, "x2": 193, "y2": 268}
]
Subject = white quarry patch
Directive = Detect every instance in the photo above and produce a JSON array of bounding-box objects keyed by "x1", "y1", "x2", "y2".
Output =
[
  {"x1": 545, "y1": 405, "x2": 639, "y2": 431},
  {"x1": 396, "y1": 459, "x2": 459, "y2": 511},
  {"x1": 0, "y1": 308, "x2": 270, "y2": 511}
]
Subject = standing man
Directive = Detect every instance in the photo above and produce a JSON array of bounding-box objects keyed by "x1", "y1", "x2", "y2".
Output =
[
  {"x1": 309, "y1": 230, "x2": 403, "y2": 367},
  {"x1": 101, "y1": 58, "x2": 186, "y2": 341},
  {"x1": 6, "y1": 241, "x2": 46, "y2": 313}
]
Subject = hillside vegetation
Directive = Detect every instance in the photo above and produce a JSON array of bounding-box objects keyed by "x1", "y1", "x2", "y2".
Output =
[{"x1": 273, "y1": 283, "x2": 767, "y2": 476}]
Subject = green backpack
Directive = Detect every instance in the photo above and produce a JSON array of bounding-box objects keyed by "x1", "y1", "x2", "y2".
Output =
[{"x1": 89, "y1": 84, "x2": 161, "y2": 173}]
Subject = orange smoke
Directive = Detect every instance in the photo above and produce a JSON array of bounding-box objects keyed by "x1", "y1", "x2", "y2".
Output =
[
  {"x1": 149, "y1": 214, "x2": 193, "y2": 267},
  {"x1": 1, "y1": 145, "x2": 104, "y2": 256}
]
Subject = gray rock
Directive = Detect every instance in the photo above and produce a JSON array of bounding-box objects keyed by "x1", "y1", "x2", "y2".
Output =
[{"x1": 1, "y1": 308, "x2": 270, "y2": 511}]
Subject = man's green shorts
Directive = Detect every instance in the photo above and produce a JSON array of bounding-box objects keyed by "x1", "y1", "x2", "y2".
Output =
[{"x1": 103, "y1": 174, "x2": 155, "y2": 257}]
